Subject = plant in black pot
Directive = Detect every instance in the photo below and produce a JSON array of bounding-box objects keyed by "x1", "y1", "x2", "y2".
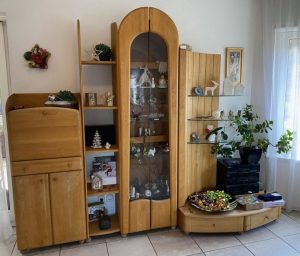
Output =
[{"x1": 207, "y1": 104, "x2": 293, "y2": 163}]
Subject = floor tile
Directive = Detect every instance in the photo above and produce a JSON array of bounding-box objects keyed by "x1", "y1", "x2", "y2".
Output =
[
  {"x1": 61, "y1": 242, "x2": 107, "y2": 256},
  {"x1": 107, "y1": 235, "x2": 156, "y2": 256},
  {"x1": 149, "y1": 229, "x2": 201, "y2": 256},
  {"x1": 282, "y1": 234, "x2": 300, "y2": 252},
  {"x1": 192, "y1": 233, "x2": 241, "y2": 252},
  {"x1": 245, "y1": 238, "x2": 299, "y2": 256},
  {"x1": 204, "y1": 245, "x2": 253, "y2": 256},
  {"x1": 235, "y1": 226, "x2": 277, "y2": 244},
  {"x1": 12, "y1": 245, "x2": 60, "y2": 256},
  {"x1": 265, "y1": 214, "x2": 300, "y2": 237},
  {"x1": 285, "y1": 211, "x2": 300, "y2": 224},
  {"x1": 61, "y1": 236, "x2": 105, "y2": 249},
  {"x1": 0, "y1": 243, "x2": 13, "y2": 256}
]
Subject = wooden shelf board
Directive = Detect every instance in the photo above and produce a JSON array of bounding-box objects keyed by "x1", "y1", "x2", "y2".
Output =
[
  {"x1": 130, "y1": 135, "x2": 168, "y2": 144},
  {"x1": 89, "y1": 215, "x2": 120, "y2": 236},
  {"x1": 85, "y1": 145, "x2": 119, "y2": 153},
  {"x1": 87, "y1": 184, "x2": 119, "y2": 196},
  {"x1": 84, "y1": 105, "x2": 117, "y2": 110},
  {"x1": 81, "y1": 60, "x2": 116, "y2": 65}
]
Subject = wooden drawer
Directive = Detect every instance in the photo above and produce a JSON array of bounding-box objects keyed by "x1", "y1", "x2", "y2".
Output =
[
  {"x1": 7, "y1": 107, "x2": 82, "y2": 161},
  {"x1": 190, "y1": 216, "x2": 244, "y2": 233},
  {"x1": 11, "y1": 157, "x2": 83, "y2": 176},
  {"x1": 245, "y1": 207, "x2": 280, "y2": 230},
  {"x1": 151, "y1": 199, "x2": 171, "y2": 229}
]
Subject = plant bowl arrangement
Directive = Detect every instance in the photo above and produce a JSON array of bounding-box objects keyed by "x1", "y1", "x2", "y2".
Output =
[{"x1": 207, "y1": 104, "x2": 293, "y2": 163}]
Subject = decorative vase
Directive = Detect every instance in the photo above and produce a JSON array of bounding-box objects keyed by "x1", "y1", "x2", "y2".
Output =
[{"x1": 239, "y1": 147, "x2": 262, "y2": 164}]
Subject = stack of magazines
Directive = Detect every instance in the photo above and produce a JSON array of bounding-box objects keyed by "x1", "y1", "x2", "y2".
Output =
[{"x1": 257, "y1": 192, "x2": 285, "y2": 208}]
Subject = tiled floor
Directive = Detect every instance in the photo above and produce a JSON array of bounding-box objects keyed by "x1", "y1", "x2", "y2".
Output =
[{"x1": 2, "y1": 211, "x2": 300, "y2": 256}]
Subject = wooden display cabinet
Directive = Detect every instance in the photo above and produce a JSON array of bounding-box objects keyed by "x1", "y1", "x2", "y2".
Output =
[
  {"x1": 118, "y1": 7, "x2": 178, "y2": 235},
  {"x1": 6, "y1": 94, "x2": 87, "y2": 250},
  {"x1": 178, "y1": 49, "x2": 282, "y2": 233},
  {"x1": 77, "y1": 20, "x2": 121, "y2": 237}
]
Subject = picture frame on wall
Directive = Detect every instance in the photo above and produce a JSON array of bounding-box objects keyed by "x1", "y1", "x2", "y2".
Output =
[{"x1": 225, "y1": 47, "x2": 243, "y2": 84}]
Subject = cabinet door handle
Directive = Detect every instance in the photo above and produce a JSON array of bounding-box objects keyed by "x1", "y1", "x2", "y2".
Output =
[
  {"x1": 42, "y1": 111, "x2": 48, "y2": 116},
  {"x1": 264, "y1": 216, "x2": 269, "y2": 220},
  {"x1": 52, "y1": 177, "x2": 57, "y2": 182}
]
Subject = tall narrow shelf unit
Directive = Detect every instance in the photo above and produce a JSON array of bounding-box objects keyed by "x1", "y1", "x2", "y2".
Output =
[
  {"x1": 77, "y1": 20, "x2": 121, "y2": 237},
  {"x1": 178, "y1": 49, "x2": 281, "y2": 233},
  {"x1": 118, "y1": 7, "x2": 178, "y2": 236}
]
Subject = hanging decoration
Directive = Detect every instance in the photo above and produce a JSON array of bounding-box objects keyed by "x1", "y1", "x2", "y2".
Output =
[{"x1": 23, "y1": 44, "x2": 51, "y2": 69}]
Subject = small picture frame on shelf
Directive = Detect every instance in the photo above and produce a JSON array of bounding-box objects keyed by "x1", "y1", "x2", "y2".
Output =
[
  {"x1": 85, "y1": 93, "x2": 97, "y2": 106},
  {"x1": 225, "y1": 47, "x2": 243, "y2": 84}
]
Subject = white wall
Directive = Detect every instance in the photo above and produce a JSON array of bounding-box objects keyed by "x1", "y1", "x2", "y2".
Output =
[{"x1": 0, "y1": 0, "x2": 262, "y2": 102}]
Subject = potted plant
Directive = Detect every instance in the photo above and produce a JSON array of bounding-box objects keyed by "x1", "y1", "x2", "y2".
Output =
[{"x1": 206, "y1": 104, "x2": 293, "y2": 163}]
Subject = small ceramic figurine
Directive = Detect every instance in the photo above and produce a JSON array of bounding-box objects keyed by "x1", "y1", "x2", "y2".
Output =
[
  {"x1": 105, "y1": 91, "x2": 114, "y2": 107},
  {"x1": 130, "y1": 74, "x2": 137, "y2": 88},
  {"x1": 158, "y1": 75, "x2": 167, "y2": 88},
  {"x1": 105, "y1": 142, "x2": 111, "y2": 149},
  {"x1": 190, "y1": 132, "x2": 200, "y2": 143},
  {"x1": 205, "y1": 80, "x2": 219, "y2": 96},
  {"x1": 91, "y1": 130, "x2": 102, "y2": 148},
  {"x1": 148, "y1": 148, "x2": 156, "y2": 157},
  {"x1": 212, "y1": 110, "x2": 221, "y2": 119},
  {"x1": 220, "y1": 111, "x2": 225, "y2": 119},
  {"x1": 151, "y1": 77, "x2": 156, "y2": 88},
  {"x1": 193, "y1": 86, "x2": 203, "y2": 96},
  {"x1": 145, "y1": 189, "x2": 152, "y2": 197},
  {"x1": 228, "y1": 110, "x2": 234, "y2": 120},
  {"x1": 91, "y1": 173, "x2": 103, "y2": 190}
]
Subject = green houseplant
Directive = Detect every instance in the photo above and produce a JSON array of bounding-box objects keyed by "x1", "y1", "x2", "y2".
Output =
[{"x1": 207, "y1": 104, "x2": 293, "y2": 163}]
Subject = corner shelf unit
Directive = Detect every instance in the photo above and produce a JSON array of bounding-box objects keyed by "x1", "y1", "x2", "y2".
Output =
[{"x1": 77, "y1": 19, "x2": 121, "y2": 237}]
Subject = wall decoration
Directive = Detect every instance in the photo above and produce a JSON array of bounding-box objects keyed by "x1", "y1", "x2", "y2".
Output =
[
  {"x1": 234, "y1": 82, "x2": 245, "y2": 95},
  {"x1": 223, "y1": 77, "x2": 234, "y2": 95},
  {"x1": 225, "y1": 47, "x2": 243, "y2": 84},
  {"x1": 23, "y1": 44, "x2": 51, "y2": 69}
]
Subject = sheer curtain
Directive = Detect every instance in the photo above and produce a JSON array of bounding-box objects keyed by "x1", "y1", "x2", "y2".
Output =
[
  {"x1": 262, "y1": 0, "x2": 300, "y2": 211},
  {"x1": 0, "y1": 21, "x2": 12, "y2": 242}
]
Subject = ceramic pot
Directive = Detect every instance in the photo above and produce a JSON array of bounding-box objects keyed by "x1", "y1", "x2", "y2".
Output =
[{"x1": 239, "y1": 147, "x2": 262, "y2": 164}]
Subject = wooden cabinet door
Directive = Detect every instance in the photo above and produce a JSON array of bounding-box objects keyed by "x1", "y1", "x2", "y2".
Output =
[
  {"x1": 13, "y1": 174, "x2": 52, "y2": 250},
  {"x1": 50, "y1": 170, "x2": 86, "y2": 244}
]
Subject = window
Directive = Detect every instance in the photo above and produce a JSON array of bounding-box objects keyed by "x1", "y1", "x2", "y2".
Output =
[{"x1": 274, "y1": 27, "x2": 300, "y2": 159}]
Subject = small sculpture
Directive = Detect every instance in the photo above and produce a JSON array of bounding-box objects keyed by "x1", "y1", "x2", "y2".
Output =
[
  {"x1": 91, "y1": 130, "x2": 102, "y2": 148},
  {"x1": 205, "y1": 125, "x2": 216, "y2": 142},
  {"x1": 234, "y1": 82, "x2": 245, "y2": 96},
  {"x1": 130, "y1": 74, "x2": 137, "y2": 88},
  {"x1": 138, "y1": 67, "x2": 152, "y2": 87},
  {"x1": 212, "y1": 110, "x2": 221, "y2": 119},
  {"x1": 105, "y1": 142, "x2": 111, "y2": 149},
  {"x1": 148, "y1": 148, "x2": 156, "y2": 157},
  {"x1": 104, "y1": 91, "x2": 114, "y2": 107},
  {"x1": 190, "y1": 132, "x2": 200, "y2": 143},
  {"x1": 145, "y1": 189, "x2": 152, "y2": 197},
  {"x1": 91, "y1": 173, "x2": 103, "y2": 190},
  {"x1": 223, "y1": 77, "x2": 234, "y2": 95},
  {"x1": 151, "y1": 77, "x2": 156, "y2": 88},
  {"x1": 228, "y1": 110, "x2": 234, "y2": 120},
  {"x1": 193, "y1": 86, "x2": 203, "y2": 96},
  {"x1": 158, "y1": 75, "x2": 167, "y2": 88},
  {"x1": 220, "y1": 111, "x2": 225, "y2": 119},
  {"x1": 205, "y1": 80, "x2": 219, "y2": 96}
]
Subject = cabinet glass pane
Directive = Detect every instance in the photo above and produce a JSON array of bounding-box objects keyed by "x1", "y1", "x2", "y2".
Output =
[{"x1": 129, "y1": 32, "x2": 169, "y2": 201}]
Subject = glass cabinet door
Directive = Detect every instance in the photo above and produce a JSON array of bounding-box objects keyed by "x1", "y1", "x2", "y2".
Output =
[{"x1": 129, "y1": 32, "x2": 170, "y2": 201}]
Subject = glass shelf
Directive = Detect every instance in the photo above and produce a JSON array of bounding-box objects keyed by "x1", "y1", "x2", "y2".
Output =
[
  {"x1": 188, "y1": 140, "x2": 229, "y2": 145},
  {"x1": 188, "y1": 94, "x2": 243, "y2": 97},
  {"x1": 188, "y1": 117, "x2": 229, "y2": 121}
]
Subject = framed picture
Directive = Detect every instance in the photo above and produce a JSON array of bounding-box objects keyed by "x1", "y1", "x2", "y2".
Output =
[
  {"x1": 85, "y1": 93, "x2": 97, "y2": 106},
  {"x1": 225, "y1": 47, "x2": 243, "y2": 84}
]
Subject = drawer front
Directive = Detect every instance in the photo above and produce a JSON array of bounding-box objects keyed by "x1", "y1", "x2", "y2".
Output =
[
  {"x1": 248, "y1": 207, "x2": 280, "y2": 229},
  {"x1": 129, "y1": 199, "x2": 150, "y2": 233},
  {"x1": 12, "y1": 157, "x2": 83, "y2": 176},
  {"x1": 8, "y1": 107, "x2": 82, "y2": 161},
  {"x1": 190, "y1": 216, "x2": 244, "y2": 233},
  {"x1": 151, "y1": 199, "x2": 171, "y2": 229}
]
